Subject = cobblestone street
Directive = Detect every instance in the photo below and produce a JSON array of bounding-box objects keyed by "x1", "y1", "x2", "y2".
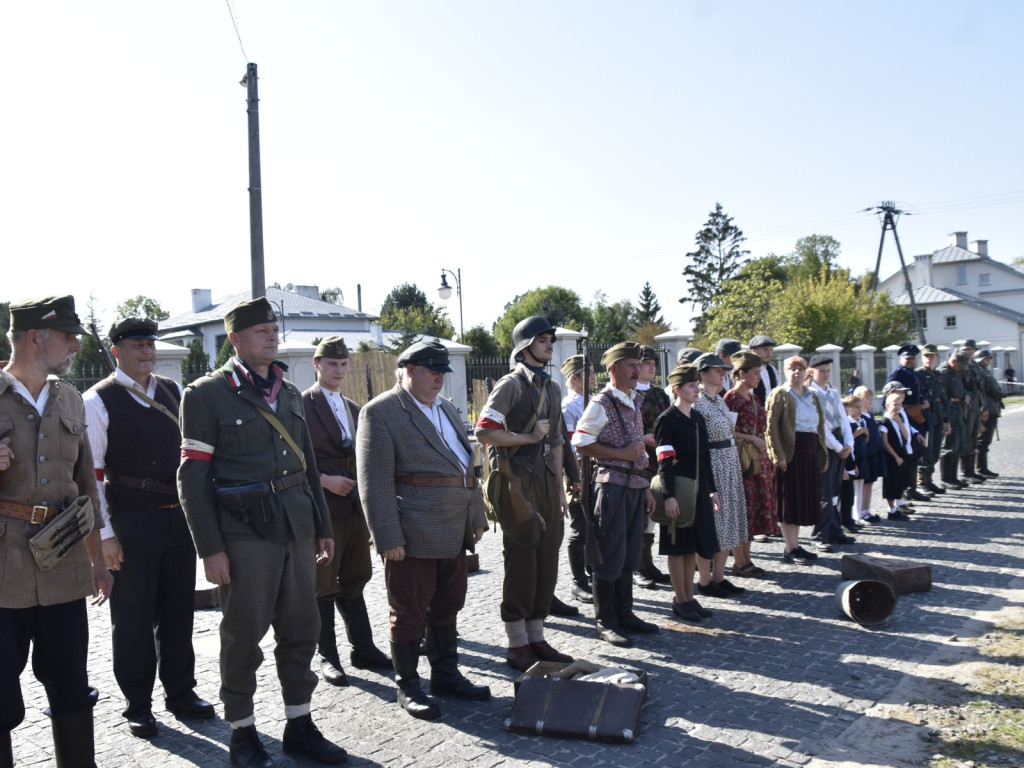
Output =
[{"x1": 13, "y1": 407, "x2": 1024, "y2": 767}]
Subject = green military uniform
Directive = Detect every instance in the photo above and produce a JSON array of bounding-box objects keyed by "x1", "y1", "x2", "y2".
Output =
[
  {"x1": 976, "y1": 353, "x2": 1004, "y2": 476},
  {"x1": 916, "y1": 353, "x2": 949, "y2": 489},
  {"x1": 960, "y1": 345, "x2": 984, "y2": 480},
  {"x1": 936, "y1": 357, "x2": 967, "y2": 488}
]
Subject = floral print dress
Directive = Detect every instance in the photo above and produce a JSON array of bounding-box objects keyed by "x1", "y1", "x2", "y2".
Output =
[
  {"x1": 724, "y1": 388, "x2": 779, "y2": 538},
  {"x1": 694, "y1": 389, "x2": 748, "y2": 551}
]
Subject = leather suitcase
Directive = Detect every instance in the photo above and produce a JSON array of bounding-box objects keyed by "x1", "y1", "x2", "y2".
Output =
[{"x1": 506, "y1": 670, "x2": 647, "y2": 743}]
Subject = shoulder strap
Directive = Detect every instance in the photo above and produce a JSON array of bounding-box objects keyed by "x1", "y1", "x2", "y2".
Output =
[
  {"x1": 114, "y1": 376, "x2": 180, "y2": 429},
  {"x1": 507, "y1": 370, "x2": 550, "y2": 461},
  {"x1": 254, "y1": 407, "x2": 308, "y2": 472}
]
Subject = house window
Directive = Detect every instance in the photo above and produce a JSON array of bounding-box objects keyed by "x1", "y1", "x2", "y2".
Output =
[
  {"x1": 944, "y1": 315, "x2": 957, "y2": 329},
  {"x1": 979, "y1": 273, "x2": 991, "y2": 286},
  {"x1": 957, "y1": 265, "x2": 967, "y2": 284},
  {"x1": 916, "y1": 309, "x2": 927, "y2": 330}
]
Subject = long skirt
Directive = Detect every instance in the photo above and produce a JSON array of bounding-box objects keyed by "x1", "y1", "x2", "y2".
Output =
[{"x1": 775, "y1": 432, "x2": 820, "y2": 527}]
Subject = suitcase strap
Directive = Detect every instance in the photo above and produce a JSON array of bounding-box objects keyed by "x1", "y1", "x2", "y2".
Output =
[
  {"x1": 535, "y1": 679, "x2": 562, "y2": 734},
  {"x1": 588, "y1": 685, "x2": 611, "y2": 739}
]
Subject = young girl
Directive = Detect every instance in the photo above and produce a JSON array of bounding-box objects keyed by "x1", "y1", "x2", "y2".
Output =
[
  {"x1": 841, "y1": 395, "x2": 869, "y2": 532},
  {"x1": 853, "y1": 386, "x2": 883, "y2": 523},
  {"x1": 879, "y1": 391, "x2": 912, "y2": 520}
]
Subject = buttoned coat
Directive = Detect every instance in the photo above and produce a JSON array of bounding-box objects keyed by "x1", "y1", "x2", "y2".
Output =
[
  {"x1": 177, "y1": 358, "x2": 331, "y2": 559},
  {"x1": 765, "y1": 385, "x2": 828, "y2": 470},
  {"x1": 357, "y1": 384, "x2": 486, "y2": 559},
  {"x1": 0, "y1": 372, "x2": 101, "y2": 608},
  {"x1": 302, "y1": 383, "x2": 361, "y2": 519}
]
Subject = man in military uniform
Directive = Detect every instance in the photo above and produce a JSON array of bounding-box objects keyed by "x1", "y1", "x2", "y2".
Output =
[
  {"x1": 573, "y1": 342, "x2": 659, "y2": 647},
  {"x1": 959, "y1": 339, "x2": 986, "y2": 484},
  {"x1": 560, "y1": 354, "x2": 593, "y2": 605},
  {"x1": 634, "y1": 345, "x2": 671, "y2": 589},
  {"x1": 359, "y1": 339, "x2": 488, "y2": 721},
  {"x1": 974, "y1": 349, "x2": 1004, "y2": 478},
  {"x1": 178, "y1": 298, "x2": 346, "y2": 767},
  {"x1": 1, "y1": 295, "x2": 114, "y2": 768},
  {"x1": 937, "y1": 351, "x2": 970, "y2": 490},
  {"x1": 476, "y1": 316, "x2": 572, "y2": 672},
  {"x1": 886, "y1": 345, "x2": 932, "y2": 502},
  {"x1": 83, "y1": 318, "x2": 214, "y2": 739},
  {"x1": 301, "y1": 336, "x2": 390, "y2": 689},
  {"x1": 915, "y1": 344, "x2": 950, "y2": 495}
]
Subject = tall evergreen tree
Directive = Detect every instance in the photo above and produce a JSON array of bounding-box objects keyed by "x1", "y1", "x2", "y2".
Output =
[
  {"x1": 633, "y1": 281, "x2": 665, "y2": 326},
  {"x1": 680, "y1": 202, "x2": 750, "y2": 314}
]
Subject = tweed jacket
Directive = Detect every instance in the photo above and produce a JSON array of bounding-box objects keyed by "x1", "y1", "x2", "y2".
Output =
[
  {"x1": 357, "y1": 383, "x2": 486, "y2": 559},
  {"x1": 0, "y1": 372, "x2": 102, "y2": 608},
  {"x1": 177, "y1": 358, "x2": 331, "y2": 559},
  {"x1": 765, "y1": 385, "x2": 828, "y2": 470},
  {"x1": 302, "y1": 382, "x2": 361, "y2": 519}
]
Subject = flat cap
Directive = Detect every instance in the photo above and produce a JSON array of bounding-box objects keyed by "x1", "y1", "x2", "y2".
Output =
[
  {"x1": 314, "y1": 335, "x2": 349, "y2": 359},
  {"x1": 602, "y1": 341, "x2": 642, "y2": 368},
  {"x1": 748, "y1": 334, "x2": 777, "y2": 349},
  {"x1": 667, "y1": 364, "x2": 699, "y2": 388},
  {"x1": 561, "y1": 354, "x2": 586, "y2": 379},
  {"x1": 974, "y1": 348, "x2": 993, "y2": 361},
  {"x1": 10, "y1": 295, "x2": 87, "y2": 335},
  {"x1": 807, "y1": 353, "x2": 834, "y2": 368},
  {"x1": 898, "y1": 344, "x2": 920, "y2": 358},
  {"x1": 677, "y1": 347, "x2": 703, "y2": 364},
  {"x1": 731, "y1": 351, "x2": 762, "y2": 371},
  {"x1": 225, "y1": 297, "x2": 277, "y2": 334},
  {"x1": 881, "y1": 380, "x2": 909, "y2": 395},
  {"x1": 110, "y1": 317, "x2": 159, "y2": 344},
  {"x1": 397, "y1": 339, "x2": 452, "y2": 372},
  {"x1": 715, "y1": 338, "x2": 742, "y2": 357},
  {"x1": 694, "y1": 353, "x2": 730, "y2": 371},
  {"x1": 920, "y1": 343, "x2": 939, "y2": 356},
  {"x1": 961, "y1": 339, "x2": 978, "y2": 349}
]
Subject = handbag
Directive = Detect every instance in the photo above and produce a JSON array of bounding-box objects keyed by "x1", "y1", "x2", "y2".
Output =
[
  {"x1": 648, "y1": 415, "x2": 699, "y2": 544},
  {"x1": 739, "y1": 439, "x2": 762, "y2": 477}
]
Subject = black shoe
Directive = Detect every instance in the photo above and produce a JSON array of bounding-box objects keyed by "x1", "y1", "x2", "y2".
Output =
[
  {"x1": 320, "y1": 656, "x2": 349, "y2": 687},
  {"x1": 697, "y1": 580, "x2": 728, "y2": 598},
  {"x1": 617, "y1": 612, "x2": 659, "y2": 634},
  {"x1": 690, "y1": 598, "x2": 713, "y2": 617},
  {"x1": 811, "y1": 540, "x2": 833, "y2": 553},
  {"x1": 633, "y1": 571, "x2": 656, "y2": 590},
  {"x1": 283, "y1": 714, "x2": 348, "y2": 764},
  {"x1": 887, "y1": 510, "x2": 910, "y2": 521},
  {"x1": 829, "y1": 534, "x2": 856, "y2": 545},
  {"x1": 921, "y1": 480, "x2": 945, "y2": 494},
  {"x1": 570, "y1": 582, "x2": 594, "y2": 604},
  {"x1": 166, "y1": 692, "x2": 216, "y2": 719},
  {"x1": 230, "y1": 725, "x2": 274, "y2": 768},
  {"x1": 795, "y1": 546, "x2": 818, "y2": 561},
  {"x1": 430, "y1": 672, "x2": 491, "y2": 701},
  {"x1": 397, "y1": 684, "x2": 441, "y2": 720},
  {"x1": 350, "y1": 645, "x2": 392, "y2": 670},
  {"x1": 782, "y1": 548, "x2": 809, "y2": 565},
  {"x1": 596, "y1": 621, "x2": 632, "y2": 647},
  {"x1": 717, "y1": 579, "x2": 745, "y2": 596},
  {"x1": 549, "y1": 595, "x2": 580, "y2": 616},
  {"x1": 126, "y1": 711, "x2": 158, "y2": 739},
  {"x1": 905, "y1": 489, "x2": 931, "y2": 502},
  {"x1": 671, "y1": 600, "x2": 702, "y2": 622},
  {"x1": 978, "y1": 468, "x2": 999, "y2": 478}
]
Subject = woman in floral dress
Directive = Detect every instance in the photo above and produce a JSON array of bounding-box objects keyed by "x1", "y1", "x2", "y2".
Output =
[
  {"x1": 693, "y1": 353, "x2": 749, "y2": 598},
  {"x1": 724, "y1": 351, "x2": 778, "y2": 579}
]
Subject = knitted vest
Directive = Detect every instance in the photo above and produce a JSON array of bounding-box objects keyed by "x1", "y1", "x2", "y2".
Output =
[
  {"x1": 592, "y1": 386, "x2": 648, "y2": 488},
  {"x1": 95, "y1": 375, "x2": 181, "y2": 510}
]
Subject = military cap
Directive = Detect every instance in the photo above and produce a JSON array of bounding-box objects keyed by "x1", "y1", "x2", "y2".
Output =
[
  {"x1": 110, "y1": 317, "x2": 159, "y2": 344},
  {"x1": 920, "y1": 343, "x2": 940, "y2": 356},
  {"x1": 9, "y1": 295, "x2": 87, "y2": 335},
  {"x1": 224, "y1": 297, "x2": 277, "y2": 334},
  {"x1": 807, "y1": 353, "x2": 834, "y2": 368},
  {"x1": 560, "y1": 354, "x2": 586, "y2": 379},
  {"x1": 731, "y1": 351, "x2": 762, "y2": 371},
  {"x1": 974, "y1": 348, "x2": 993, "y2": 361},
  {"x1": 898, "y1": 344, "x2": 920, "y2": 358},
  {"x1": 602, "y1": 341, "x2": 643, "y2": 368},
  {"x1": 677, "y1": 347, "x2": 703, "y2": 364},
  {"x1": 640, "y1": 345, "x2": 658, "y2": 362},
  {"x1": 397, "y1": 339, "x2": 453, "y2": 372},
  {"x1": 694, "y1": 353, "x2": 730, "y2": 371},
  {"x1": 954, "y1": 351, "x2": 971, "y2": 366},
  {"x1": 881, "y1": 381, "x2": 909, "y2": 395},
  {"x1": 314, "y1": 335, "x2": 349, "y2": 359},
  {"x1": 667, "y1": 364, "x2": 699, "y2": 388},
  {"x1": 960, "y1": 339, "x2": 978, "y2": 350},
  {"x1": 748, "y1": 334, "x2": 777, "y2": 349},
  {"x1": 715, "y1": 338, "x2": 742, "y2": 358}
]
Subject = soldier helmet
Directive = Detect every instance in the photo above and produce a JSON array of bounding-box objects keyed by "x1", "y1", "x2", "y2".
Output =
[
  {"x1": 509, "y1": 316, "x2": 555, "y2": 369},
  {"x1": 974, "y1": 348, "x2": 993, "y2": 361}
]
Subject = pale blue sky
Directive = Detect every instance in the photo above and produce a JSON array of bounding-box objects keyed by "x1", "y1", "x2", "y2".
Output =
[{"x1": 2, "y1": 1, "x2": 1021, "y2": 335}]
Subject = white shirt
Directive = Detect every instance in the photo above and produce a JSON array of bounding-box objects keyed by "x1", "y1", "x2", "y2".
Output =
[
  {"x1": 809, "y1": 381, "x2": 854, "y2": 455},
  {"x1": 572, "y1": 386, "x2": 637, "y2": 449},
  {"x1": 322, "y1": 387, "x2": 354, "y2": 441},
  {"x1": 413, "y1": 396, "x2": 471, "y2": 470},
  {"x1": 9, "y1": 375, "x2": 52, "y2": 416}
]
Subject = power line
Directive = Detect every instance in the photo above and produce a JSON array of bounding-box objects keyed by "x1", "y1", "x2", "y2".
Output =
[{"x1": 225, "y1": 0, "x2": 249, "y2": 63}]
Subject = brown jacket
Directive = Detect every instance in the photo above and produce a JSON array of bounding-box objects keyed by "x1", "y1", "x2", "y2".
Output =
[
  {"x1": 765, "y1": 385, "x2": 828, "y2": 470},
  {"x1": 301, "y1": 383, "x2": 361, "y2": 519}
]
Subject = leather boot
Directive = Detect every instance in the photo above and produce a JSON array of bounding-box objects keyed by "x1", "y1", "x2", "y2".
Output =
[
  {"x1": 51, "y1": 709, "x2": 96, "y2": 768},
  {"x1": 336, "y1": 595, "x2": 391, "y2": 670},
  {"x1": 282, "y1": 714, "x2": 348, "y2": 764},
  {"x1": 425, "y1": 625, "x2": 490, "y2": 700},
  {"x1": 642, "y1": 533, "x2": 670, "y2": 583},
  {"x1": 391, "y1": 641, "x2": 440, "y2": 720},
  {"x1": 614, "y1": 572, "x2": 659, "y2": 634},
  {"x1": 592, "y1": 578, "x2": 631, "y2": 647},
  {"x1": 317, "y1": 599, "x2": 348, "y2": 686},
  {"x1": 548, "y1": 594, "x2": 580, "y2": 616},
  {"x1": 567, "y1": 539, "x2": 593, "y2": 603},
  {"x1": 977, "y1": 452, "x2": 999, "y2": 478},
  {"x1": 229, "y1": 725, "x2": 274, "y2": 768},
  {"x1": 919, "y1": 471, "x2": 944, "y2": 494},
  {"x1": 940, "y1": 455, "x2": 963, "y2": 490},
  {"x1": 961, "y1": 455, "x2": 984, "y2": 484},
  {"x1": 2, "y1": 729, "x2": 12, "y2": 768}
]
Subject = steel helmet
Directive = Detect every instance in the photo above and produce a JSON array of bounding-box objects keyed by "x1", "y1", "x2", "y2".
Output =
[{"x1": 509, "y1": 316, "x2": 556, "y2": 369}]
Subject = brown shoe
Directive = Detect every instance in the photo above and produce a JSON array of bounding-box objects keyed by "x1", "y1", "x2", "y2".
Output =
[
  {"x1": 529, "y1": 641, "x2": 573, "y2": 663},
  {"x1": 505, "y1": 644, "x2": 538, "y2": 672}
]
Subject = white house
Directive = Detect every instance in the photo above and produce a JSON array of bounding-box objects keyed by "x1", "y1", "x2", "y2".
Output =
[{"x1": 878, "y1": 231, "x2": 1023, "y2": 370}]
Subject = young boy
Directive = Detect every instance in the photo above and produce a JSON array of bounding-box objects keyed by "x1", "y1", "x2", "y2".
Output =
[
  {"x1": 879, "y1": 390, "x2": 912, "y2": 520},
  {"x1": 852, "y1": 386, "x2": 883, "y2": 523},
  {"x1": 841, "y1": 395, "x2": 869, "y2": 532}
]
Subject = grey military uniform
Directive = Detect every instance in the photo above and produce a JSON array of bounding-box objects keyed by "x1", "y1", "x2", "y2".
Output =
[
  {"x1": 937, "y1": 362, "x2": 967, "y2": 458},
  {"x1": 916, "y1": 365, "x2": 948, "y2": 476}
]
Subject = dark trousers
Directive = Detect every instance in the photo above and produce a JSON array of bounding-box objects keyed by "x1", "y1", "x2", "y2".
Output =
[
  {"x1": 500, "y1": 468, "x2": 564, "y2": 623},
  {"x1": 0, "y1": 599, "x2": 91, "y2": 730},
  {"x1": 813, "y1": 451, "x2": 844, "y2": 541},
  {"x1": 965, "y1": 399, "x2": 982, "y2": 456},
  {"x1": 977, "y1": 415, "x2": 999, "y2": 456},
  {"x1": 942, "y1": 404, "x2": 966, "y2": 457},
  {"x1": 315, "y1": 511, "x2": 373, "y2": 601},
  {"x1": 920, "y1": 425, "x2": 942, "y2": 474},
  {"x1": 218, "y1": 537, "x2": 320, "y2": 723},
  {"x1": 591, "y1": 482, "x2": 645, "y2": 582},
  {"x1": 108, "y1": 505, "x2": 197, "y2": 715},
  {"x1": 385, "y1": 555, "x2": 467, "y2": 643}
]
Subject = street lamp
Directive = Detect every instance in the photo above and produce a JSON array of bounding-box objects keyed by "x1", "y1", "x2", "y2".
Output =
[{"x1": 437, "y1": 268, "x2": 464, "y2": 342}]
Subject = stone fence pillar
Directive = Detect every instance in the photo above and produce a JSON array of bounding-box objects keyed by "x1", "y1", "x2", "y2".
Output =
[
  {"x1": 774, "y1": 343, "x2": 803, "y2": 371},
  {"x1": 815, "y1": 344, "x2": 843, "y2": 377},
  {"x1": 154, "y1": 341, "x2": 189, "y2": 386}
]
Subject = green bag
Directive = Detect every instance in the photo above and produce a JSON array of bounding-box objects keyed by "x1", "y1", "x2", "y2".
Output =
[{"x1": 648, "y1": 424, "x2": 700, "y2": 544}]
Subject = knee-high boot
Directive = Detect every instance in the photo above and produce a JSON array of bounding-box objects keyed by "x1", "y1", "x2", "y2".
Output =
[
  {"x1": 336, "y1": 594, "x2": 391, "y2": 669},
  {"x1": 592, "y1": 578, "x2": 630, "y2": 647},
  {"x1": 614, "y1": 572, "x2": 659, "y2": 634},
  {"x1": 425, "y1": 625, "x2": 489, "y2": 700},
  {"x1": 567, "y1": 541, "x2": 592, "y2": 603},
  {"x1": 52, "y1": 709, "x2": 95, "y2": 768},
  {"x1": 391, "y1": 640, "x2": 440, "y2": 720},
  {"x1": 317, "y1": 599, "x2": 348, "y2": 686},
  {"x1": 1, "y1": 729, "x2": 12, "y2": 768}
]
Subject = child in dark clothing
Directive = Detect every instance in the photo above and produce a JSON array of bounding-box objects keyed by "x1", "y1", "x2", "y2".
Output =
[
  {"x1": 879, "y1": 391, "x2": 911, "y2": 520},
  {"x1": 853, "y1": 386, "x2": 884, "y2": 523},
  {"x1": 841, "y1": 395, "x2": 869, "y2": 532}
]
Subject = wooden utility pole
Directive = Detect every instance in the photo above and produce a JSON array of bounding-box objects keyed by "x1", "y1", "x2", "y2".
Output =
[
  {"x1": 869, "y1": 201, "x2": 926, "y2": 344},
  {"x1": 243, "y1": 62, "x2": 265, "y2": 299}
]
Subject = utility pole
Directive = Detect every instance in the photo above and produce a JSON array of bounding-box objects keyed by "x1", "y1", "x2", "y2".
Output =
[
  {"x1": 868, "y1": 201, "x2": 926, "y2": 343},
  {"x1": 241, "y1": 63, "x2": 265, "y2": 299}
]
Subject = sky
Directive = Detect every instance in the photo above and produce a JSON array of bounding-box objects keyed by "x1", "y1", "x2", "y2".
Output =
[{"x1": 2, "y1": 1, "x2": 1023, "y2": 337}]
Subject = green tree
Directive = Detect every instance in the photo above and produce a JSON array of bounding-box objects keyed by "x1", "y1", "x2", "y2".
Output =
[
  {"x1": 319, "y1": 287, "x2": 345, "y2": 305},
  {"x1": 0, "y1": 302, "x2": 10, "y2": 362},
  {"x1": 492, "y1": 286, "x2": 590, "y2": 355},
  {"x1": 70, "y1": 295, "x2": 110, "y2": 384},
  {"x1": 785, "y1": 234, "x2": 843, "y2": 283},
  {"x1": 633, "y1": 281, "x2": 665, "y2": 326},
  {"x1": 696, "y1": 261, "x2": 785, "y2": 349},
  {"x1": 115, "y1": 295, "x2": 169, "y2": 322},
  {"x1": 588, "y1": 292, "x2": 635, "y2": 347},
  {"x1": 681, "y1": 202, "x2": 750, "y2": 316},
  {"x1": 215, "y1": 337, "x2": 235, "y2": 368},
  {"x1": 380, "y1": 283, "x2": 455, "y2": 340},
  {"x1": 181, "y1": 338, "x2": 210, "y2": 384},
  {"x1": 463, "y1": 325, "x2": 500, "y2": 359}
]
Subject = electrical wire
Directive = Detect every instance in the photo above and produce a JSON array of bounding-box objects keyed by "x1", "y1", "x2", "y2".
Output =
[{"x1": 225, "y1": 0, "x2": 249, "y2": 63}]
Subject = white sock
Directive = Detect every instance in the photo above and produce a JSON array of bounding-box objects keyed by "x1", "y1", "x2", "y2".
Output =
[
  {"x1": 525, "y1": 619, "x2": 545, "y2": 644},
  {"x1": 284, "y1": 703, "x2": 310, "y2": 719},
  {"x1": 230, "y1": 715, "x2": 256, "y2": 729},
  {"x1": 505, "y1": 619, "x2": 527, "y2": 648}
]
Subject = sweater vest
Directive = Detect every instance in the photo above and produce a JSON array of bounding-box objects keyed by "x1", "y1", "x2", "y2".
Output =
[
  {"x1": 95, "y1": 375, "x2": 182, "y2": 510},
  {"x1": 592, "y1": 387, "x2": 648, "y2": 487}
]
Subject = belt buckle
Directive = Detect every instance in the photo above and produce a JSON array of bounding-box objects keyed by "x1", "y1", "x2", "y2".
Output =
[{"x1": 30, "y1": 505, "x2": 49, "y2": 525}]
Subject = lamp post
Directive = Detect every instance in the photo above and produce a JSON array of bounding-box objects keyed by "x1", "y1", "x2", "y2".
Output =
[{"x1": 437, "y1": 268, "x2": 464, "y2": 342}]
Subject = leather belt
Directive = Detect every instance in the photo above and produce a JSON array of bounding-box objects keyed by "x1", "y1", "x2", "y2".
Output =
[
  {"x1": 0, "y1": 501, "x2": 57, "y2": 525},
  {"x1": 950, "y1": 398, "x2": 962, "y2": 402},
  {"x1": 708, "y1": 438, "x2": 736, "y2": 450},
  {"x1": 319, "y1": 458, "x2": 357, "y2": 472},
  {"x1": 105, "y1": 470, "x2": 177, "y2": 497},
  {"x1": 271, "y1": 473, "x2": 307, "y2": 493},
  {"x1": 396, "y1": 475, "x2": 478, "y2": 489}
]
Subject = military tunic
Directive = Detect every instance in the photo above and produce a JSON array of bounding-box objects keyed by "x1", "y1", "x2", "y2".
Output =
[
  {"x1": 977, "y1": 365, "x2": 1004, "y2": 460},
  {"x1": 915, "y1": 365, "x2": 949, "y2": 476},
  {"x1": 962, "y1": 359, "x2": 983, "y2": 457},
  {"x1": 937, "y1": 362, "x2": 967, "y2": 457}
]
